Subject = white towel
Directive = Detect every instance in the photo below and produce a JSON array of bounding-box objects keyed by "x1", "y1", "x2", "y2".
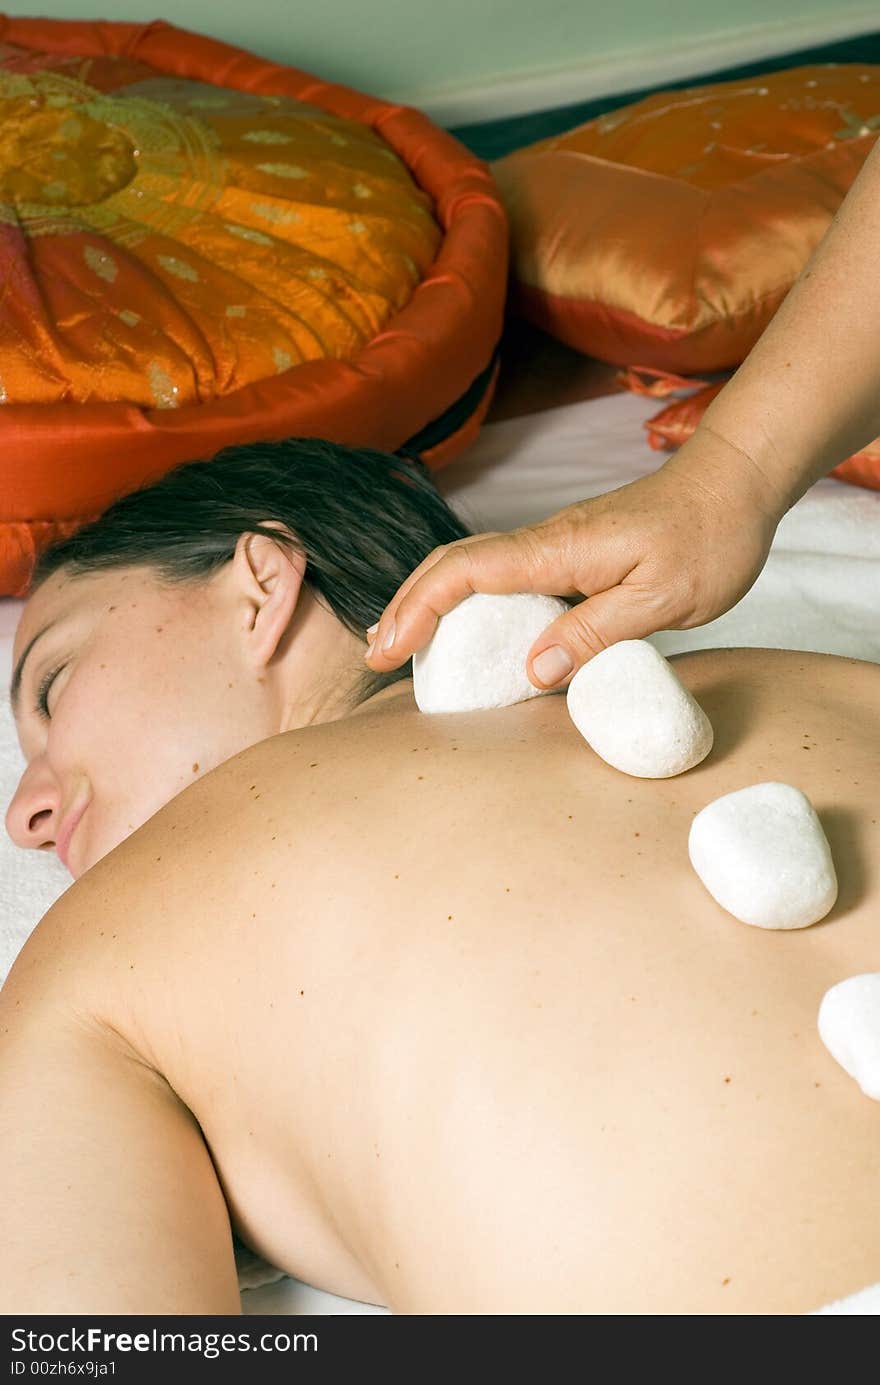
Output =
[{"x1": 0, "y1": 630, "x2": 72, "y2": 986}]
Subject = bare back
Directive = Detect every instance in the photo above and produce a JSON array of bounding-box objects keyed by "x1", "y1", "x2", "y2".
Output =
[{"x1": 3, "y1": 647, "x2": 879, "y2": 1314}]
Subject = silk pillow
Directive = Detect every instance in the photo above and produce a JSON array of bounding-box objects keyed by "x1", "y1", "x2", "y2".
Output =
[{"x1": 493, "y1": 65, "x2": 880, "y2": 375}]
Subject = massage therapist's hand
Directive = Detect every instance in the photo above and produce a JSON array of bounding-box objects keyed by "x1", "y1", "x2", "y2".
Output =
[{"x1": 365, "y1": 430, "x2": 782, "y2": 689}]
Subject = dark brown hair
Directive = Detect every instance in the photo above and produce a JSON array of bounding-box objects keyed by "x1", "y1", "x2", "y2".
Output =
[{"x1": 31, "y1": 437, "x2": 472, "y2": 697}]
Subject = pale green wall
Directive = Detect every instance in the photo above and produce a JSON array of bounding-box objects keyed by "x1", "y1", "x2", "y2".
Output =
[{"x1": 3, "y1": 0, "x2": 873, "y2": 102}]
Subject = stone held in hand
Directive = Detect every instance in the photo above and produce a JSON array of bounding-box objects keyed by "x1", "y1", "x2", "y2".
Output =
[
  {"x1": 565, "y1": 639, "x2": 713, "y2": 777},
  {"x1": 818, "y1": 974, "x2": 880, "y2": 1100},
  {"x1": 688, "y1": 781, "x2": 838, "y2": 929},
  {"x1": 413, "y1": 592, "x2": 570, "y2": 714}
]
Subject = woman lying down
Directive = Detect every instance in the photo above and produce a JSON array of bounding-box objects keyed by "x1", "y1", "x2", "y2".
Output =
[{"x1": 2, "y1": 440, "x2": 878, "y2": 1316}]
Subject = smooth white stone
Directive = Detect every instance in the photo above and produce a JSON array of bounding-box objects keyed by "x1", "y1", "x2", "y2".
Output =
[
  {"x1": 565, "y1": 639, "x2": 713, "y2": 777},
  {"x1": 818, "y1": 974, "x2": 880, "y2": 1101},
  {"x1": 688, "y1": 781, "x2": 838, "y2": 929},
  {"x1": 413, "y1": 592, "x2": 569, "y2": 713}
]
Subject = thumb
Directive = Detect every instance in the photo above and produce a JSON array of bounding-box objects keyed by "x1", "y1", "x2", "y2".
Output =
[{"x1": 527, "y1": 585, "x2": 663, "y2": 688}]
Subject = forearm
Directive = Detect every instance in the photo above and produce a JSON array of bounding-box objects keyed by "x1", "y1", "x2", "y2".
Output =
[{"x1": 685, "y1": 137, "x2": 880, "y2": 515}]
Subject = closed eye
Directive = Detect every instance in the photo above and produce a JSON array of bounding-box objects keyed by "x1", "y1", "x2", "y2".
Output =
[{"x1": 35, "y1": 664, "x2": 63, "y2": 720}]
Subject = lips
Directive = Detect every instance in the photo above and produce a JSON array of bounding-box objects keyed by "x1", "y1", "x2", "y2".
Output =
[{"x1": 55, "y1": 802, "x2": 87, "y2": 872}]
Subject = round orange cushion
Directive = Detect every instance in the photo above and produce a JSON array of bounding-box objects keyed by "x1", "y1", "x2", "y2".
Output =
[
  {"x1": 494, "y1": 65, "x2": 879, "y2": 375},
  {"x1": 0, "y1": 18, "x2": 507, "y2": 597}
]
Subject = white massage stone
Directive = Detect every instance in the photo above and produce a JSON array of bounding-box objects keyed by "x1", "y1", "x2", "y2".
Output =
[
  {"x1": 413, "y1": 592, "x2": 569, "y2": 713},
  {"x1": 688, "y1": 782, "x2": 838, "y2": 930},
  {"x1": 818, "y1": 974, "x2": 880, "y2": 1101},
  {"x1": 565, "y1": 639, "x2": 713, "y2": 777}
]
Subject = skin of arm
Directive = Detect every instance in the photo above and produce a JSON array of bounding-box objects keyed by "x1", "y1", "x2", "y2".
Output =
[{"x1": 691, "y1": 135, "x2": 880, "y2": 514}]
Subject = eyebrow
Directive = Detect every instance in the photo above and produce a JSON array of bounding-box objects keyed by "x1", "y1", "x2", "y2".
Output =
[{"x1": 9, "y1": 621, "x2": 57, "y2": 718}]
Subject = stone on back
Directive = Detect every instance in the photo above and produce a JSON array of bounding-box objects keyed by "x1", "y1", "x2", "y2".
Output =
[{"x1": 566, "y1": 639, "x2": 714, "y2": 777}]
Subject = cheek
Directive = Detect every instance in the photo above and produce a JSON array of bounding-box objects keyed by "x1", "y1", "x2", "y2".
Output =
[
  {"x1": 54, "y1": 662, "x2": 148, "y2": 763},
  {"x1": 56, "y1": 638, "x2": 242, "y2": 789}
]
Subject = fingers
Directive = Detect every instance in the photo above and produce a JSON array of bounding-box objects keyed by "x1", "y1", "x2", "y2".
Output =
[
  {"x1": 366, "y1": 527, "x2": 576, "y2": 671},
  {"x1": 363, "y1": 537, "x2": 479, "y2": 669},
  {"x1": 526, "y1": 584, "x2": 666, "y2": 689}
]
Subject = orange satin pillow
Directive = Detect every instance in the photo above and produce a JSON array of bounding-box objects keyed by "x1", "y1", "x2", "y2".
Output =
[
  {"x1": 493, "y1": 65, "x2": 880, "y2": 374},
  {"x1": 642, "y1": 380, "x2": 880, "y2": 492},
  {"x1": 0, "y1": 18, "x2": 507, "y2": 597}
]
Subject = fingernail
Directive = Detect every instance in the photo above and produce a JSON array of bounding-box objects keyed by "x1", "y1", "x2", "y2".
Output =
[
  {"x1": 366, "y1": 622, "x2": 379, "y2": 637},
  {"x1": 382, "y1": 621, "x2": 396, "y2": 652},
  {"x1": 364, "y1": 641, "x2": 375, "y2": 660},
  {"x1": 532, "y1": 645, "x2": 574, "y2": 687}
]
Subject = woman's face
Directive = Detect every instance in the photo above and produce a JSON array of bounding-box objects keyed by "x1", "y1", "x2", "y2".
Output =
[{"x1": 5, "y1": 563, "x2": 283, "y2": 880}]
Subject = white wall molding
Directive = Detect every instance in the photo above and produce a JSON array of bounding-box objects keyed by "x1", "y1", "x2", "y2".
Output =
[{"x1": 388, "y1": 6, "x2": 880, "y2": 127}]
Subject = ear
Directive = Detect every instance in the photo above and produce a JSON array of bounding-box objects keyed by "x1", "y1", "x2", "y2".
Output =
[{"x1": 231, "y1": 522, "x2": 307, "y2": 670}]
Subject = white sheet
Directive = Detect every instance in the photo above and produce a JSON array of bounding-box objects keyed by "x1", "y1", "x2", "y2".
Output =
[{"x1": 1, "y1": 389, "x2": 878, "y2": 1315}]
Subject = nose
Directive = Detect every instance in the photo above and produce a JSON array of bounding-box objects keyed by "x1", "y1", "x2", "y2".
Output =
[{"x1": 4, "y1": 758, "x2": 62, "y2": 852}]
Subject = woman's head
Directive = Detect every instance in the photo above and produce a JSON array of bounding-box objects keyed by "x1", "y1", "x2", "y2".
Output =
[{"x1": 6, "y1": 437, "x2": 470, "y2": 878}]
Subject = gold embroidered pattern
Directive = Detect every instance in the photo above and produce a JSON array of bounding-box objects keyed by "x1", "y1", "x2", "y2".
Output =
[
  {"x1": 224, "y1": 224, "x2": 273, "y2": 245},
  {"x1": 83, "y1": 245, "x2": 118, "y2": 282},
  {"x1": 157, "y1": 255, "x2": 200, "y2": 282},
  {"x1": 0, "y1": 50, "x2": 440, "y2": 406},
  {"x1": 255, "y1": 163, "x2": 309, "y2": 179},
  {"x1": 242, "y1": 130, "x2": 293, "y2": 144},
  {"x1": 833, "y1": 106, "x2": 880, "y2": 141},
  {"x1": 249, "y1": 202, "x2": 300, "y2": 224},
  {"x1": 147, "y1": 360, "x2": 179, "y2": 407}
]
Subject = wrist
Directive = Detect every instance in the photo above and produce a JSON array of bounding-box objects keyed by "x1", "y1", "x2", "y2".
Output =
[
  {"x1": 663, "y1": 422, "x2": 792, "y2": 529},
  {"x1": 695, "y1": 365, "x2": 843, "y2": 515}
]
